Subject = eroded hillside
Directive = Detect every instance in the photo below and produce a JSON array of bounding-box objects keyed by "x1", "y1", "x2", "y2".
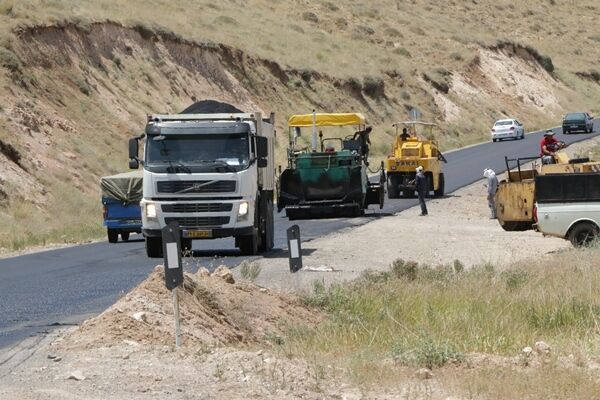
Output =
[{"x1": 0, "y1": 0, "x2": 598, "y2": 249}]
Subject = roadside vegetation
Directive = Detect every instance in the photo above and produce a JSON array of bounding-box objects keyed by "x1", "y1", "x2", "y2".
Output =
[{"x1": 278, "y1": 246, "x2": 600, "y2": 397}]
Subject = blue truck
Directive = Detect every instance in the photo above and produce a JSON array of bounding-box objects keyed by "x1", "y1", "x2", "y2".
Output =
[{"x1": 100, "y1": 171, "x2": 143, "y2": 243}]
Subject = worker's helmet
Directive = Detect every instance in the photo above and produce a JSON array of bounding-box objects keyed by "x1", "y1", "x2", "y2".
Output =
[
  {"x1": 483, "y1": 168, "x2": 495, "y2": 178},
  {"x1": 544, "y1": 129, "x2": 555, "y2": 136},
  {"x1": 416, "y1": 166, "x2": 424, "y2": 172}
]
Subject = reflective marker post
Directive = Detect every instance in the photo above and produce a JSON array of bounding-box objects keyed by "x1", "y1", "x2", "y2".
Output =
[
  {"x1": 287, "y1": 225, "x2": 302, "y2": 273},
  {"x1": 162, "y1": 221, "x2": 183, "y2": 347}
]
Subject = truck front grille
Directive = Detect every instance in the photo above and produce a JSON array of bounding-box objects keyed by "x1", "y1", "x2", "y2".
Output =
[
  {"x1": 157, "y1": 180, "x2": 236, "y2": 194},
  {"x1": 162, "y1": 203, "x2": 233, "y2": 213},
  {"x1": 164, "y1": 216, "x2": 230, "y2": 228}
]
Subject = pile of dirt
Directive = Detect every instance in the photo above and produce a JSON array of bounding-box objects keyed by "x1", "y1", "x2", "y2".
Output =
[{"x1": 60, "y1": 267, "x2": 321, "y2": 350}]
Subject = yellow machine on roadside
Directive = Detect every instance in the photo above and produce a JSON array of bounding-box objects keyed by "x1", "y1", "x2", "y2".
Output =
[
  {"x1": 496, "y1": 151, "x2": 600, "y2": 231},
  {"x1": 385, "y1": 121, "x2": 447, "y2": 198}
]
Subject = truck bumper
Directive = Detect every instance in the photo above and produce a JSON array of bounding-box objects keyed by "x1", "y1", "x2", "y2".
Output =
[
  {"x1": 103, "y1": 220, "x2": 142, "y2": 231},
  {"x1": 142, "y1": 226, "x2": 255, "y2": 239}
]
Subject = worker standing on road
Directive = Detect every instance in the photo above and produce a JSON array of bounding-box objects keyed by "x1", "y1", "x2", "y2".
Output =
[
  {"x1": 483, "y1": 168, "x2": 498, "y2": 219},
  {"x1": 414, "y1": 166, "x2": 428, "y2": 216}
]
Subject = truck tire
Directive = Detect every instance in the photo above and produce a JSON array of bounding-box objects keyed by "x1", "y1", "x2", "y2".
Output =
[
  {"x1": 238, "y1": 233, "x2": 258, "y2": 255},
  {"x1": 107, "y1": 229, "x2": 119, "y2": 243},
  {"x1": 258, "y1": 197, "x2": 274, "y2": 252},
  {"x1": 181, "y1": 238, "x2": 192, "y2": 253},
  {"x1": 568, "y1": 222, "x2": 599, "y2": 247},
  {"x1": 145, "y1": 237, "x2": 163, "y2": 258},
  {"x1": 120, "y1": 232, "x2": 130, "y2": 241},
  {"x1": 238, "y1": 198, "x2": 260, "y2": 255},
  {"x1": 434, "y1": 173, "x2": 445, "y2": 197},
  {"x1": 387, "y1": 175, "x2": 399, "y2": 199}
]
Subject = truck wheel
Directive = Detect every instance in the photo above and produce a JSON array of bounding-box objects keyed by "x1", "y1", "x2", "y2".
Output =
[
  {"x1": 568, "y1": 222, "x2": 599, "y2": 247},
  {"x1": 107, "y1": 229, "x2": 119, "y2": 243},
  {"x1": 259, "y1": 198, "x2": 274, "y2": 252},
  {"x1": 434, "y1": 173, "x2": 445, "y2": 197},
  {"x1": 145, "y1": 237, "x2": 163, "y2": 258},
  {"x1": 120, "y1": 232, "x2": 130, "y2": 241},
  {"x1": 387, "y1": 175, "x2": 399, "y2": 199},
  {"x1": 181, "y1": 239, "x2": 192, "y2": 253},
  {"x1": 238, "y1": 233, "x2": 258, "y2": 255}
]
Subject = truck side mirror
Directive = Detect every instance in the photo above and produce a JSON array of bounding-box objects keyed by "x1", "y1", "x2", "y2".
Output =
[
  {"x1": 128, "y1": 138, "x2": 139, "y2": 169},
  {"x1": 256, "y1": 136, "x2": 268, "y2": 158},
  {"x1": 257, "y1": 158, "x2": 268, "y2": 168},
  {"x1": 129, "y1": 138, "x2": 138, "y2": 159},
  {"x1": 129, "y1": 159, "x2": 139, "y2": 169}
]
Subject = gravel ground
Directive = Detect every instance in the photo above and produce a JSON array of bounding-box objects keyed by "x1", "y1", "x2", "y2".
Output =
[{"x1": 251, "y1": 179, "x2": 570, "y2": 292}]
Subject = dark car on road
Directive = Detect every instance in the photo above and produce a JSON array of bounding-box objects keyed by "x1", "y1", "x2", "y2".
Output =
[{"x1": 562, "y1": 112, "x2": 594, "y2": 134}]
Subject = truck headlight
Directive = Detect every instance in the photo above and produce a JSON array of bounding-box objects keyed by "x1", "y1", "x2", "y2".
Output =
[
  {"x1": 145, "y1": 202, "x2": 157, "y2": 219},
  {"x1": 237, "y1": 201, "x2": 249, "y2": 220}
]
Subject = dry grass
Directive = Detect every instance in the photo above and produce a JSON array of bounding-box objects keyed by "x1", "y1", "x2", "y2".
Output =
[{"x1": 278, "y1": 246, "x2": 600, "y2": 396}]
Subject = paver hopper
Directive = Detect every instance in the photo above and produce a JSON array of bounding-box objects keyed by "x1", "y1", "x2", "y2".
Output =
[{"x1": 277, "y1": 112, "x2": 385, "y2": 220}]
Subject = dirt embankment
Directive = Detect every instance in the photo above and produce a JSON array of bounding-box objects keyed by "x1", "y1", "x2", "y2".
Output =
[
  {"x1": 0, "y1": 20, "x2": 579, "y2": 248},
  {"x1": 61, "y1": 266, "x2": 320, "y2": 350}
]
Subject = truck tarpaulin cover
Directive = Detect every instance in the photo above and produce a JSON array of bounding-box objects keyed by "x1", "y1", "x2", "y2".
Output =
[{"x1": 100, "y1": 171, "x2": 143, "y2": 204}]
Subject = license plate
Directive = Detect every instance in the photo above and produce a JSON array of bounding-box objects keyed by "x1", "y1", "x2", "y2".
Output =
[
  {"x1": 571, "y1": 125, "x2": 579, "y2": 128},
  {"x1": 183, "y1": 230, "x2": 212, "y2": 239}
]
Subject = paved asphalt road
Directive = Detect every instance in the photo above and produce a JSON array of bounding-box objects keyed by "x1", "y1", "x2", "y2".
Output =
[{"x1": 0, "y1": 121, "x2": 598, "y2": 349}]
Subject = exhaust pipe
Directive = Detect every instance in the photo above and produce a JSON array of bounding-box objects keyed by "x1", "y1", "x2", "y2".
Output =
[{"x1": 311, "y1": 109, "x2": 317, "y2": 152}]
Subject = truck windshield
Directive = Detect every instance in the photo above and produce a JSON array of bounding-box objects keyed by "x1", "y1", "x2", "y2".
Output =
[{"x1": 146, "y1": 133, "x2": 250, "y2": 171}]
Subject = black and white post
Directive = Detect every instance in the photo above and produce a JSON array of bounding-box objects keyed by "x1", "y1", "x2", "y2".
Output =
[
  {"x1": 287, "y1": 225, "x2": 302, "y2": 273},
  {"x1": 162, "y1": 221, "x2": 184, "y2": 347}
]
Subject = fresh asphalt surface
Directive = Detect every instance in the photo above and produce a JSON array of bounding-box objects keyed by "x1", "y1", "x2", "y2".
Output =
[{"x1": 1, "y1": 121, "x2": 598, "y2": 349}]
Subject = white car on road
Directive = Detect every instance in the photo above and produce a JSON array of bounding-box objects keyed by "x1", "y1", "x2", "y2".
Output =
[{"x1": 491, "y1": 119, "x2": 525, "y2": 142}]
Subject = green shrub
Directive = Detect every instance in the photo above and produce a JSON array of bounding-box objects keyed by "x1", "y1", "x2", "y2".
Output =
[
  {"x1": 0, "y1": 47, "x2": 21, "y2": 72},
  {"x1": 392, "y1": 336, "x2": 465, "y2": 368}
]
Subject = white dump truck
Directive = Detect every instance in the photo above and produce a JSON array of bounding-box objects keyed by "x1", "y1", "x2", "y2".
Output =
[{"x1": 128, "y1": 104, "x2": 275, "y2": 258}]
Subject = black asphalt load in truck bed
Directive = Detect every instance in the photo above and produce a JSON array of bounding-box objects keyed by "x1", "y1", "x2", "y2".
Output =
[{"x1": 180, "y1": 100, "x2": 244, "y2": 114}]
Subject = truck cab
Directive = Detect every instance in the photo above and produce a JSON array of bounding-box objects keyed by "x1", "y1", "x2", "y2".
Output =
[{"x1": 129, "y1": 111, "x2": 275, "y2": 258}]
